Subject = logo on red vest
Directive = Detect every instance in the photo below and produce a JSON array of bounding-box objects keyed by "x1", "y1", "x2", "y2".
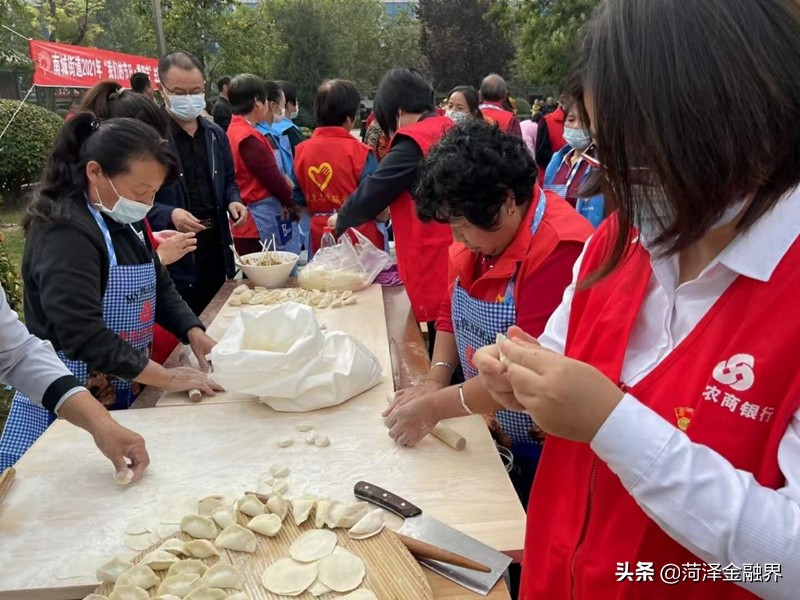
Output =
[
  {"x1": 712, "y1": 353, "x2": 755, "y2": 391},
  {"x1": 308, "y1": 162, "x2": 334, "y2": 192},
  {"x1": 139, "y1": 300, "x2": 154, "y2": 324},
  {"x1": 674, "y1": 406, "x2": 695, "y2": 431}
]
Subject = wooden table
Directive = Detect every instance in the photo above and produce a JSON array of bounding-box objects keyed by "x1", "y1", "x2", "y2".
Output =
[{"x1": 0, "y1": 283, "x2": 522, "y2": 600}]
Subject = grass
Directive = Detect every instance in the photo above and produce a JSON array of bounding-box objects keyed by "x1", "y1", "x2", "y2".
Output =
[{"x1": 0, "y1": 206, "x2": 25, "y2": 428}]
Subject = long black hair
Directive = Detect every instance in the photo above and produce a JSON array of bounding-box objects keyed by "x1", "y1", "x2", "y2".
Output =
[
  {"x1": 373, "y1": 68, "x2": 435, "y2": 136},
  {"x1": 80, "y1": 80, "x2": 169, "y2": 136},
  {"x1": 581, "y1": 0, "x2": 800, "y2": 280},
  {"x1": 447, "y1": 86, "x2": 482, "y2": 119},
  {"x1": 23, "y1": 113, "x2": 178, "y2": 231}
]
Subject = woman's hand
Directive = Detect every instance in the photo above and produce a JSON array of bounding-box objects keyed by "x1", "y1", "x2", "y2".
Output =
[
  {"x1": 154, "y1": 230, "x2": 197, "y2": 266},
  {"x1": 187, "y1": 327, "x2": 216, "y2": 372},
  {"x1": 162, "y1": 366, "x2": 222, "y2": 395},
  {"x1": 93, "y1": 420, "x2": 150, "y2": 483},
  {"x1": 228, "y1": 202, "x2": 249, "y2": 228},
  {"x1": 501, "y1": 336, "x2": 625, "y2": 443},
  {"x1": 383, "y1": 385, "x2": 444, "y2": 447},
  {"x1": 473, "y1": 326, "x2": 536, "y2": 412}
]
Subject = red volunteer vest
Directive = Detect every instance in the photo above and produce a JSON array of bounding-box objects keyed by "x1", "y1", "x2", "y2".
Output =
[
  {"x1": 480, "y1": 102, "x2": 516, "y2": 134},
  {"x1": 521, "y1": 216, "x2": 800, "y2": 599},
  {"x1": 293, "y1": 127, "x2": 384, "y2": 252},
  {"x1": 227, "y1": 114, "x2": 273, "y2": 239},
  {"x1": 448, "y1": 190, "x2": 592, "y2": 302},
  {"x1": 389, "y1": 115, "x2": 454, "y2": 322},
  {"x1": 538, "y1": 107, "x2": 567, "y2": 182}
]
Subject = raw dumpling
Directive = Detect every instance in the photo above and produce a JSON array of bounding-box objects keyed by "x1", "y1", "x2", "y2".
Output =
[
  {"x1": 152, "y1": 595, "x2": 182, "y2": 600},
  {"x1": 247, "y1": 513, "x2": 283, "y2": 536},
  {"x1": 266, "y1": 494, "x2": 288, "y2": 520},
  {"x1": 210, "y1": 505, "x2": 236, "y2": 529},
  {"x1": 158, "y1": 538, "x2": 188, "y2": 556},
  {"x1": 167, "y1": 559, "x2": 208, "y2": 578},
  {"x1": 115, "y1": 564, "x2": 159, "y2": 588},
  {"x1": 157, "y1": 572, "x2": 202, "y2": 597},
  {"x1": 140, "y1": 549, "x2": 180, "y2": 570},
  {"x1": 308, "y1": 579, "x2": 332, "y2": 597},
  {"x1": 270, "y1": 464, "x2": 290, "y2": 478},
  {"x1": 202, "y1": 562, "x2": 244, "y2": 589},
  {"x1": 261, "y1": 558, "x2": 318, "y2": 596},
  {"x1": 109, "y1": 587, "x2": 148, "y2": 600},
  {"x1": 183, "y1": 539, "x2": 220, "y2": 559},
  {"x1": 289, "y1": 529, "x2": 338, "y2": 563},
  {"x1": 339, "y1": 591, "x2": 379, "y2": 600},
  {"x1": 496, "y1": 332, "x2": 510, "y2": 366},
  {"x1": 180, "y1": 514, "x2": 218, "y2": 539},
  {"x1": 317, "y1": 547, "x2": 366, "y2": 592},
  {"x1": 236, "y1": 494, "x2": 265, "y2": 517},
  {"x1": 334, "y1": 502, "x2": 370, "y2": 529},
  {"x1": 84, "y1": 595, "x2": 110, "y2": 600},
  {"x1": 314, "y1": 499, "x2": 331, "y2": 529},
  {"x1": 291, "y1": 497, "x2": 314, "y2": 526},
  {"x1": 348, "y1": 508, "x2": 385, "y2": 540},
  {"x1": 197, "y1": 497, "x2": 224, "y2": 516},
  {"x1": 96, "y1": 557, "x2": 133, "y2": 583},
  {"x1": 215, "y1": 524, "x2": 258, "y2": 553},
  {"x1": 228, "y1": 593, "x2": 251, "y2": 600},
  {"x1": 325, "y1": 501, "x2": 346, "y2": 529},
  {"x1": 271, "y1": 480, "x2": 289, "y2": 496},
  {"x1": 305, "y1": 431, "x2": 317, "y2": 445},
  {"x1": 184, "y1": 586, "x2": 226, "y2": 600}
]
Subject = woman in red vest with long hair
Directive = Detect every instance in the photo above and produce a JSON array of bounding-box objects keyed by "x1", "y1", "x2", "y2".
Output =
[
  {"x1": 293, "y1": 79, "x2": 385, "y2": 258},
  {"x1": 476, "y1": 0, "x2": 800, "y2": 598},
  {"x1": 331, "y1": 68, "x2": 453, "y2": 353}
]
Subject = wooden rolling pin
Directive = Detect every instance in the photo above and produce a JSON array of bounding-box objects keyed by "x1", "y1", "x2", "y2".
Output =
[
  {"x1": 0, "y1": 467, "x2": 16, "y2": 505},
  {"x1": 396, "y1": 533, "x2": 491, "y2": 573},
  {"x1": 386, "y1": 392, "x2": 467, "y2": 451}
]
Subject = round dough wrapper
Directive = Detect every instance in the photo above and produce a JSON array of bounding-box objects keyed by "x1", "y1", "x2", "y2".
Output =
[
  {"x1": 289, "y1": 529, "x2": 338, "y2": 562},
  {"x1": 340, "y1": 591, "x2": 379, "y2": 600},
  {"x1": 318, "y1": 547, "x2": 366, "y2": 592},
  {"x1": 261, "y1": 558, "x2": 318, "y2": 596}
]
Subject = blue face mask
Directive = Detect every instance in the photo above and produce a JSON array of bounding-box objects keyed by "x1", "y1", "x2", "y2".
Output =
[
  {"x1": 167, "y1": 93, "x2": 206, "y2": 121},
  {"x1": 563, "y1": 126, "x2": 592, "y2": 151},
  {"x1": 95, "y1": 176, "x2": 152, "y2": 224}
]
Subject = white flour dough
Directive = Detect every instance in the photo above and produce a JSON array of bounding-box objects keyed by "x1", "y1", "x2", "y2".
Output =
[
  {"x1": 210, "y1": 505, "x2": 236, "y2": 529},
  {"x1": 109, "y1": 587, "x2": 148, "y2": 600},
  {"x1": 167, "y1": 559, "x2": 208, "y2": 578},
  {"x1": 183, "y1": 540, "x2": 220, "y2": 559},
  {"x1": 139, "y1": 549, "x2": 180, "y2": 570},
  {"x1": 314, "y1": 435, "x2": 330, "y2": 448},
  {"x1": 247, "y1": 513, "x2": 282, "y2": 536},
  {"x1": 340, "y1": 590, "x2": 379, "y2": 600},
  {"x1": 236, "y1": 494, "x2": 265, "y2": 517},
  {"x1": 317, "y1": 547, "x2": 366, "y2": 592},
  {"x1": 348, "y1": 508, "x2": 385, "y2": 540},
  {"x1": 270, "y1": 464, "x2": 290, "y2": 478},
  {"x1": 296, "y1": 422, "x2": 314, "y2": 432},
  {"x1": 180, "y1": 515, "x2": 218, "y2": 539},
  {"x1": 277, "y1": 435, "x2": 294, "y2": 448},
  {"x1": 184, "y1": 586, "x2": 226, "y2": 600},
  {"x1": 157, "y1": 572, "x2": 202, "y2": 597},
  {"x1": 114, "y1": 468, "x2": 134, "y2": 485},
  {"x1": 115, "y1": 564, "x2": 159, "y2": 588},
  {"x1": 261, "y1": 558, "x2": 317, "y2": 596},
  {"x1": 291, "y1": 497, "x2": 314, "y2": 525},
  {"x1": 96, "y1": 557, "x2": 133, "y2": 583},
  {"x1": 289, "y1": 529, "x2": 338, "y2": 562},
  {"x1": 215, "y1": 524, "x2": 258, "y2": 553}
]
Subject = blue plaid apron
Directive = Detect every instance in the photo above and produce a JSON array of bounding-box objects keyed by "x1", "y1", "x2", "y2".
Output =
[
  {"x1": 452, "y1": 193, "x2": 546, "y2": 451},
  {"x1": 0, "y1": 205, "x2": 156, "y2": 469}
]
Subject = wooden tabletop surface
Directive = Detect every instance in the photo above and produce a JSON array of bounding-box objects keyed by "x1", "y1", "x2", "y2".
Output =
[{"x1": 133, "y1": 281, "x2": 516, "y2": 600}]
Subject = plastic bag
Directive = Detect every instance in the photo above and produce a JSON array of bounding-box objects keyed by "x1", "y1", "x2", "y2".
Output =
[
  {"x1": 209, "y1": 303, "x2": 383, "y2": 412},
  {"x1": 299, "y1": 229, "x2": 394, "y2": 292}
]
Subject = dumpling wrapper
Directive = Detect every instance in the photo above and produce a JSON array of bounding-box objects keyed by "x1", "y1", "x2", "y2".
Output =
[
  {"x1": 201, "y1": 562, "x2": 244, "y2": 589},
  {"x1": 167, "y1": 559, "x2": 208, "y2": 578},
  {"x1": 289, "y1": 529, "x2": 338, "y2": 563},
  {"x1": 347, "y1": 508, "x2": 385, "y2": 540},
  {"x1": 314, "y1": 499, "x2": 331, "y2": 528},
  {"x1": 157, "y1": 572, "x2": 202, "y2": 597},
  {"x1": 339, "y1": 591, "x2": 379, "y2": 600},
  {"x1": 247, "y1": 513, "x2": 283, "y2": 536},
  {"x1": 266, "y1": 494, "x2": 288, "y2": 520},
  {"x1": 84, "y1": 594, "x2": 110, "y2": 600},
  {"x1": 109, "y1": 587, "x2": 148, "y2": 600},
  {"x1": 96, "y1": 557, "x2": 133, "y2": 583},
  {"x1": 139, "y1": 549, "x2": 180, "y2": 570},
  {"x1": 115, "y1": 564, "x2": 159, "y2": 589},
  {"x1": 227, "y1": 593, "x2": 251, "y2": 600},
  {"x1": 158, "y1": 538, "x2": 188, "y2": 556},
  {"x1": 152, "y1": 596, "x2": 182, "y2": 600},
  {"x1": 334, "y1": 502, "x2": 370, "y2": 529},
  {"x1": 291, "y1": 497, "x2": 314, "y2": 526},
  {"x1": 180, "y1": 515, "x2": 218, "y2": 540},
  {"x1": 236, "y1": 494, "x2": 265, "y2": 517},
  {"x1": 308, "y1": 578, "x2": 332, "y2": 597},
  {"x1": 496, "y1": 332, "x2": 510, "y2": 367},
  {"x1": 215, "y1": 524, "x2": 258, "y2": 553},
  {"x1": 317, "y1": 547, "x2": 366, "y2": 593},
  {"x1": 261, "y1": 557, "x2": 318, "y2": 596},
  {"x1": 325, "y1": 501, "x2": 346, "y2": 529},
  {"x1": 183, "y1": 539, "x2": 220, "y2": 558},
  {"x1": 210, "y1": 505, "x2": 236, "y2": 529},
  {"x1": 184, "y1": 586, "x2": 226, "y2": 600}
]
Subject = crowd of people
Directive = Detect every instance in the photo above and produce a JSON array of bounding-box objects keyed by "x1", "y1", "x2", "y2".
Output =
[{"x1": 0, "y1": 0, "x2": 799, "y2": 597}]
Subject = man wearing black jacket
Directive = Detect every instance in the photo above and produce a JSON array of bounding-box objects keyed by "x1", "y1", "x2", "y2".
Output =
[{"x1": 150, "y1": 52, "x2": 248, "y2": 315}]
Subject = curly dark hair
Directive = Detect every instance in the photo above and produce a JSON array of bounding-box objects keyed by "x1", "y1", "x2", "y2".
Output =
[{"x1": 414, "y1": 120, "x2": 537, "y2": 231}]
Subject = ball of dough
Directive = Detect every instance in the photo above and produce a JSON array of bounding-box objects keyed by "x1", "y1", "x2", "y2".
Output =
[
  {"x1": 314, "y1": 435, "x2": 330, "y2": 448},
  {"x1": 114, "y1": 468, "x2": 134, "y2": 485},
  {"x1": 296, "y1": 422, "x2": 314, "y2": 432},
  {"x1": 277, "y1": 436, "x2": 294, "y2": 448}
]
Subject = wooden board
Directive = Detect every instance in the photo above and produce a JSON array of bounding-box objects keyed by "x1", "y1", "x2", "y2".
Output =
[
  {"x1": 92, "y1": 512, "x2": 433, "y2": 600},
  {"x1": 0, "y1": 395, "x2": 525, "y2": 598},
  {"x1": 157, "y1": 283, "x2": 394, "y2": 407}
]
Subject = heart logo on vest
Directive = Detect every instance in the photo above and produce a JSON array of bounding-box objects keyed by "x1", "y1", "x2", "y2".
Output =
[
  {"x1": 712, "y1": 353, "x2": 755, "y2": 392},
  {"x1": 139, "y1": 300, "x2": 154, "y2": 324},
  {"x1": 308, "y1": 162, "x2": 334, "y2": 192}
]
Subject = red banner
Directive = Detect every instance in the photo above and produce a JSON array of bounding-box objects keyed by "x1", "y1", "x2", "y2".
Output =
[{"x1": 28, "y1": 40, "x2": 160, "y2": 89}]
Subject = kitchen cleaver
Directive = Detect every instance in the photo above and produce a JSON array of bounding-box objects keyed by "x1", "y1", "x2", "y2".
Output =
[{"x1": 354, "y1": 481, "x2": 512, "y2": 595}]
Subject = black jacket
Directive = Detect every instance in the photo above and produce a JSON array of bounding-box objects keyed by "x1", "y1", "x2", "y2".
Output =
[
  {"x1": 23, "y1": 195, "x2": 203, "y2": 381},
  {"x1": 150, "y1": 115, "x2": 241, "y2": 290}
]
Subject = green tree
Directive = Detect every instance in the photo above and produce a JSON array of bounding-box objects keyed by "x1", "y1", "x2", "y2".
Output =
[
  {"x1": 212, "y1": 1, "x2": 284, "y2": 82},
  {"x1": 40, "y1": 0, "x2": 107, "y2": 45},
  {"x1": 0, "y1": 0, "x2": 38, "y2": 68},
  {"x1": 377, "y1": 9, "x2": 427, "y2": 79},
  {"x1": 492, "y1": 0, "x2": 600, "y2": 90},
  {"x1": 94, "y1": 0, "x2": 156, "y2": 57},
  {"x1": 417, "y1": 0, "x2": 514, "y2": 92}
]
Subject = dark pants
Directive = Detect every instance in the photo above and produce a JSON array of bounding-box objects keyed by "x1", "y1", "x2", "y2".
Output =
[{"x1": 180, "y1": 226, "x2": 226, "y2": 316}]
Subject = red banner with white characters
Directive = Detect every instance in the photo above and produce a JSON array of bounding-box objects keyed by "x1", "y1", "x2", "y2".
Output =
[{"x1": 28, "y1": 40, "x2": 160, "y2": 89}]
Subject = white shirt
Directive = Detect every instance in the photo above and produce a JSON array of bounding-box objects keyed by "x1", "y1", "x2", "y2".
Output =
[{"x1": 539, "y1": 187, "x2": 800, "y2": 599}]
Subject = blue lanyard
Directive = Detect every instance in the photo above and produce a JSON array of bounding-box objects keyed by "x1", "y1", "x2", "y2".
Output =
[{"x1": 530, "y1": 189, "x2": 546, "y2": 235}]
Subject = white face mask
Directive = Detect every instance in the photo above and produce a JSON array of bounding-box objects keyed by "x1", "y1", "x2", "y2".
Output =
[
  {"x1": 288, "y1": 107, "x2": 299, "y2": 120},
  {"x1": 633, "y1": 186, "x2": 748, "y2": 247},
  {"x1": 273, "y1": 104, "x2": 285, "y2": 120},
  {"x1": 95, "y1": 176, "x2": 152, "y2": 224},
  {"x1": 563, "y1": 126, "x2": 592, "y2": 151},
  {"x1": 446, "y1": 109, "x2": 470, "y2": 124},
  {"x1": 167, "y1": 93, "x2": 206, "y2": 121}
]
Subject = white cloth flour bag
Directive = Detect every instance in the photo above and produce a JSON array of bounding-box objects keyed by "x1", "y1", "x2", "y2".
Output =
[{"x1": 209, "y1": 303, "x2": 383, "y2": 411}]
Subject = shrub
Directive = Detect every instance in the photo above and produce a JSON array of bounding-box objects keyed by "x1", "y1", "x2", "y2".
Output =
[
  {"x1": 514, "y1": 98, "x2": 532, "y2": 118},
  {"x1": 0, "y1": 100, "x2": 63, "y2": 207},
  {"x1": 0, "y1": 232, "x2": 22, "y2": 313}
]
